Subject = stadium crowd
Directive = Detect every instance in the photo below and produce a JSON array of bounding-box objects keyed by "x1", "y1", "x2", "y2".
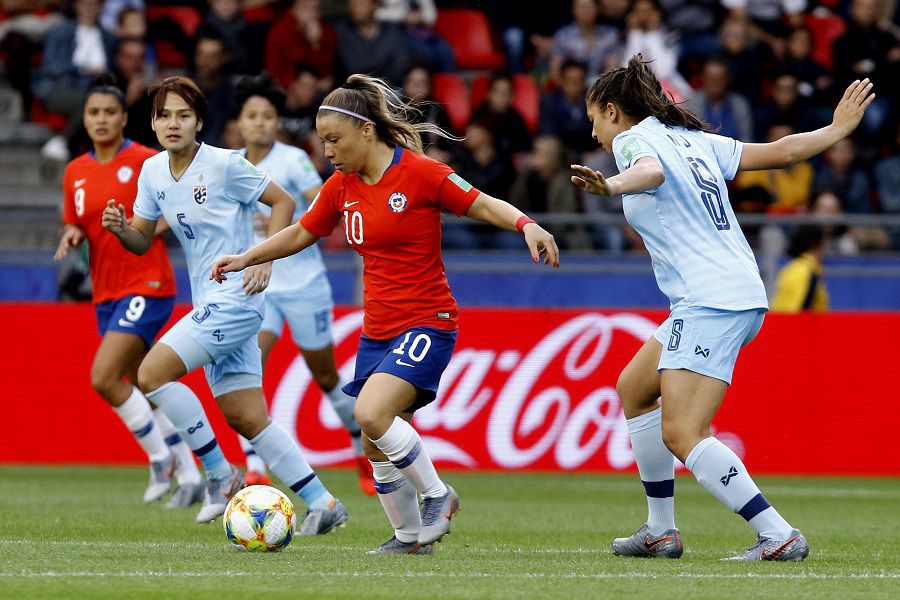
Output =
[{"x1": 2, "y1": 0, "x2": 900, "y2": 251}]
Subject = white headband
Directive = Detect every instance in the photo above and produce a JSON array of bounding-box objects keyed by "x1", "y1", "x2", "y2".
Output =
[{"x1": 318, "y1": 105, "x2": 372, "y2": 122}]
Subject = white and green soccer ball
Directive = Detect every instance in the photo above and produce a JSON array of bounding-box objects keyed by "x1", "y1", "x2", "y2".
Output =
[{"x1": 223, "y1": 485, "x2": 295, "y2": 552}]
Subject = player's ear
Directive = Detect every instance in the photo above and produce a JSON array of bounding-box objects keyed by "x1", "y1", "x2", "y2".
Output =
[
  {"x1": 362, "y1": 121, "x2": 374, "y2": 139},
  {"x1": 196, "y1": 118, "x2": 203, "y2": 133},
  {"x1": 607, "y1": 102, "x2": 619, "y2": 123}
]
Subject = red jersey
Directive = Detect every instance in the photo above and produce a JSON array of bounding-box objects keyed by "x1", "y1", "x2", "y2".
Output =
[
  {"x1": 301, "y1": 148, "x2": 480, "y2": 339},
  {"x1": 62, "y1": 141, "x2": 176, "y2": 304}
]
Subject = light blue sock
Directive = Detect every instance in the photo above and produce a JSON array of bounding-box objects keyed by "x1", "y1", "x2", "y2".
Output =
[
  {"x1": 326, "y1": 379, "x2": 362, "y2": 454},
  {"x1": 250, "y1": 422, "x2": 334, "y2": 510},
  {"x1": 146, "y1": 382, "x2": 231, "y2": 480}
]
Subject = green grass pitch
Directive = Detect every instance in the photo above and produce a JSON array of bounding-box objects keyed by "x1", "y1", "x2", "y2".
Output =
[{"x1": 1, "y1": 467, "x2": 897, "y2": 599}]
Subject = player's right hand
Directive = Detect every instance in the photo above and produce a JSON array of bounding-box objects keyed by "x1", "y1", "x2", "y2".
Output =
[
  {"x1": 210, "y1": 254, "x2": 249, "y2": 283},
  {"x1": 53, "y1": 226, "x2": 85, "y2": 261},
  {"x1": 101, "y1": 199, "x2": 128, "y2": 234},
  {"x1": 832, "y1": 78, "x2": 875, "y2": 138},
  {"x1": 570, "y1": 164, "x2": 614, "y2": 196}
]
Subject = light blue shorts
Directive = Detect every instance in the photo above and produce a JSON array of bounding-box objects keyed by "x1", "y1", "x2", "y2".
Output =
[
  {"x1": 260, "y1": 273, "x2": 334, "y2": 351},
  {"x1": 653, "y1": 306, "x2": 766, "y2": 385},
  {"x1": 158, "y1": 302, "x2": 263, "y2": 397}
]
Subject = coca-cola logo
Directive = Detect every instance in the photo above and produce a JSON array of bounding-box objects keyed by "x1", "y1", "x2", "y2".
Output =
[{"x1": 269, "y1": 310, "x2": 744, "y2": 471}]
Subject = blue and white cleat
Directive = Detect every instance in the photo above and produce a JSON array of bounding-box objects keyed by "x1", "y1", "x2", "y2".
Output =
[
  {"x1": 722, "y1": 529, "x2": 809, "y2": 562},
  {"x1": 418, "y1": 484, "x2": 460, "y2": 545},
  {"x1": 612, "y1": 524, "x2": 684, "y2": 558},
  {"x1": 195, "y1": 465, "x2": 244, "y2": 523},
  {"x1": 299, "y1": 499, "x2": 349, "y2": 536},
  {"x1": 143, "y1": 454, "x2": 175, "y2": 503},
  {"x1": 164, "y1": 481, "x2": 205, "y2": 509},
  {"x1": 367, "y1": 536, "x2": 434, "y2": 555}
]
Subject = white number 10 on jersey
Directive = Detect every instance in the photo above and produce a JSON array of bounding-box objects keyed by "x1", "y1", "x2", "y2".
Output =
[{"x1": 343, "y1": 210, "x2": 363, "y2": 245}]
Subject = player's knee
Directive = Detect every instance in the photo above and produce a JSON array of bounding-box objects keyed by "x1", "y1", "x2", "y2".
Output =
[
  {"x1": 661, "y1": 421, "x2": 693, "y2": 462},
  {"x1": 353, "y1": 400, "x2": 388, "y2": 437},
  {"x1": 312, "y1": 370, "x2": 339, "y2": 393},
  {"x1": 225, "y1": 411, "x2": 267, "y2": 440},
  {"x1": 89, "y1": 367, "x2": 118, "y2": 400},
  {"x1": 136, "y1": 363, "x2": 167, "y2": 395}
]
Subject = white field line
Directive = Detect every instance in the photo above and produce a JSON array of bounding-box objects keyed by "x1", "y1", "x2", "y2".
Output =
[{"x1": 0, "y1": 570, "x2": 898, "y2": 580}]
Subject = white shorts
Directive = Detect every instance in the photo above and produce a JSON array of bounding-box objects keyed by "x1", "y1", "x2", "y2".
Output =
[
  {"x1": 159, "y1": 302, "x2": 263, "y2": 397},
  {"x1": 653, "y1": 306, "x2": 765, "y2": 385},
  {"x1": 260, "y1": 272, "x2": 334, "y2": 351}
]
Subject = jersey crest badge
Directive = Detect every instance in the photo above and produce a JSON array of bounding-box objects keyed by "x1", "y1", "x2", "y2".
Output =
[
  {"x1": 193, "y1": 185, "x2": 207, "y2": 205},
  {"x1": 388, "y1": 191, "x2": 408, "y2": 213},
  {"x1": 117, "y1": 166, "x2": 133, "y2": 183}
]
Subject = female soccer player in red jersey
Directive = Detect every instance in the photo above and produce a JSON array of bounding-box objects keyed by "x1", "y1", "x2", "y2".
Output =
[
  {"x1": 53, "y1": 80, "x2": 203, "y2": 507},
  {"x1": 211, "y1": 74, "x2": 559, "y2": 554}
]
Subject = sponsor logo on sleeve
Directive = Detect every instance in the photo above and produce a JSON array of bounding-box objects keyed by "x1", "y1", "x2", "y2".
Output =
[{"x1": 448, "y1": 173, "x2": 472, "y2": 192}]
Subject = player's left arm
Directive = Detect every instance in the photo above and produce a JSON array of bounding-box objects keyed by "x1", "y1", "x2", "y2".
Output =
[
  {"x1": 465, "y1": 192, "x2": 560, "y2": 267},
  {"x1": 240, "y1": 180, "x2": 297, "y2": 294},
  {"x1": 571, "y1": 156, "x2": 665, "y2": 196}
]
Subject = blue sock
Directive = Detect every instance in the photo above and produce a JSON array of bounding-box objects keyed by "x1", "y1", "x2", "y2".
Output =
[
  {"x1": 250, "y1": 422, "x2": 333, "y2": 510},
  {"x1": 146, "y1": 382, "x2": 231, "y2": 480}
]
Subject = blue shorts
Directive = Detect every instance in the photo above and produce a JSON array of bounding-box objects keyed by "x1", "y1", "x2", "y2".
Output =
[
  {"x1": 342, "y1": 326, "x2": 457, "y2": 412},
  {"x1": 654, "y1": 306, "x2": 765, "y2": 385},
  {"x1": 158, "y1": 302, "x2": 263, "y2": 397},
  {"x1": 260, "y1": 274, "x2": 334, "y2": 350},
  {"x1": 95, "y1": 295, "x2": 175, "y2": 348}
]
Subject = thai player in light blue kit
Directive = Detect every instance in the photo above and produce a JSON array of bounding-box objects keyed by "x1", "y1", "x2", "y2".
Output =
[
  {"x1": 234, "y1": 74, "x2": 376, "y2": 495},
  {"x1": 572, "y1": 55, "x2": 874, "y2": 561},
  {"x1": 102, "y1": 76, "x2": 348, "y2": 534}
]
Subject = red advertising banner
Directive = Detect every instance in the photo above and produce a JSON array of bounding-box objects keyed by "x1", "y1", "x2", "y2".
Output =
[{"x1": 3, "y1": 304, "x2": 898, "y2": 475}]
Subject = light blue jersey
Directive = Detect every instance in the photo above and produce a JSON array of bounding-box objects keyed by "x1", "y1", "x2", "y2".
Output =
[
  {"x1": 612, "y1": 116, "x2": 768, "y2": 311},
  {"x1": 133, "y1": 143, "x2": 271, "y2": 315},
  {"x1": 245, "y1": 141, "x2": 326, "y2": 294}
]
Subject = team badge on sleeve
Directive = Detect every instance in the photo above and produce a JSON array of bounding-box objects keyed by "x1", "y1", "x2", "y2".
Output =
[
  {"x1": 193, "y1": 185, "x2": 207, "y2": 204},
  {"x1": 388, "y1": 192, "x2": 408, "y2": 213},
  {"x1": 117, "y1": 166, "x2": 133, "y2": 183}
]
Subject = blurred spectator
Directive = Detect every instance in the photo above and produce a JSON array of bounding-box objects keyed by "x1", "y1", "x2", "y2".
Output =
[
  {"x1": 265, "y1": 0, "x2": 336, "y2": 90},
  {"x1": 334, "y1": 0, "x2": 409, "y2": 87},
  {"x1": 658, "y1": 0, "x2": 721, "y2": 62},
  {"x1": 509, "y1": 135, "x2": 592, "y2": 250},
  {"x1": 191, "y1": 32, "x2": 235, "y2": 147},
  {"x1": 0, "y1": 0, "x2": 63, "y2": 117},
  {"x1": 580, "y1": 146, "x2": 625, "y2": 251},
  {"x1": 99, "y1": 0, "x2": 141, "y2": 33},
  {"x1": 734, "y1": 123, "x2": 813, "y2": 213},
  {"x1": 376, "y1": 0, "x2": 455, "y2": 73},
  {"x1": 753, "y1": 72, "x2": 819, "y2": 142},
  {"x1": 539, "y1": 60, "x2": 594, "y2": 155},
  {"x1": 280, "y1": 66, "x2": 323, "y2": 147},
  {"x1": 814, "y1": 138, "x2": 871, "y2": 214},
  {"x1": 783, "y1": 25, "x2": 832, "y2": 104},
  {"x1": 451, "y1": 119, "x2": 516, "y2": 200},
  {"x1": 810, "y1": 190, "x2": 890, "y2": 253},
  {"x1": 481, "y1": 0, "x2": 570, "y2": 75},
  {"x1": 197, "y1": 0, "x2": 252, "y2": 74},
  {"x1": 401, "y1": 65, "x2": 453, "y2": 159},
  {"x1": 111, "y1": 37, "x2": 155, "y2": 147},
  {"x1": 220, "y1": 113, "x2": 242, "y2": 150},
  {"x1": 34, "y1": 0, "x2": 115, "y2": 160},
  {"x1": 600, "y1": 0, "x2": 630, "y2": 29},
  {"x1": 717, "y1": 16, "x2": 763, "y2": 103},
  {"x1": 471, "y1": 74, "x2": 532, "y2": 156},
  {"x1": 720, "y1": 0, "x2": 805, "y2": 60},
  {"x1": 770, "y1": 225, "x2": 829, "y2": 313},
  {"x1": 113, "y1": 6, "x2": 144, "y2": 40},
  {"x1": 684, "y1": 56, "x2": 753, "y2": 141},
  {"x1": 621, "y1": 0, "x2": 691, "y2": 100},
  {"x1": 875, "y1": 122, "x2": 900, "y2": 213},
  {"x1": 548, "y1": 0, "x2": 621, "y2": 85}
]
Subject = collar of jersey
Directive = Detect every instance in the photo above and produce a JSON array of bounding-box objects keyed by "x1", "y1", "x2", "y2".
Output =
[
  {"x1": 356, "y1": 145, "x2": 402, "y2": 183},
  {"x1": 89, "y1": 138, "x2": 132, "y2": 161}
]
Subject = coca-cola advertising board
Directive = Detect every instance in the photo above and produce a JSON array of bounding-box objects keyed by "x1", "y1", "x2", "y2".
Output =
[{"x1": 3, "y1": 304, "x2": 898, "y2": 476}]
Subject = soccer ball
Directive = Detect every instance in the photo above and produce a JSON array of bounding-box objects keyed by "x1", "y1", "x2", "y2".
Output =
[{"x1": 223, "y1": 485, "x2": 296, "y2": 552}]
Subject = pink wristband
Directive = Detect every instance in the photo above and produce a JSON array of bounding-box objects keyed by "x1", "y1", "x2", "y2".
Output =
[{"x1": 516, "y1": 215, "x2": 536, "y2": 233}]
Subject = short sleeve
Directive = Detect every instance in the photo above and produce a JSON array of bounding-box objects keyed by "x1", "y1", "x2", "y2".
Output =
[
  {"x1": 62, "y1": 164, "x2": 77, "y2": 225},
  {"x1": 436, "y1": 169, "x2": 481, "y2": 216},
  {"x1": 226, "y1": 152, "x2": 271, "y2": 205},
  {"x1": 612, "y1": 131, "x2": 659, "y2": 172},
  {"x1": 300, "y1": 175, "x2": 341, "y2": 237},
  {"x1": 705, "y1": 133, "x2": 744, "y2": 181},
  {"x1": 293, "y1": 148, "x2": 323, "y2": 194},
  {"x1": 132, "y1": 165, "x2": 161, "y2": 221}
]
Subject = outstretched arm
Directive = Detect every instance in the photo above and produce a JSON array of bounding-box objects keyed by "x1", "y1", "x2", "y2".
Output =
[
  {"x1": 101, "y1": 199, "x2": 156, "y2": 255},
  {"x1": 239, "y1": 181, "x2": 297, "y2": 294},
  {"x1": 739, "y1": 78, "x2": 875, "y2": 171},
  {"x1": 571, "y1": 156, "x2": 665, "y2": 196},
  {"x1": 465, "y1": 192, "x2": 560, "y2": 267},
  {"x1": 210, "y1": 222, "x2": 319, "y2": 283}
]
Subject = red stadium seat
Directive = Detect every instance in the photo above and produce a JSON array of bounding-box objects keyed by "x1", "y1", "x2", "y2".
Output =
[
  {"x1": 434, "y1": 9, "x2": 505, "y2": 71},
  {"x1": 30, "y1": 99, "x2": 67, "y2": 133},
  {"x1": 430, "y1": 73, "x2": 470, "y2": 134},
  {"x1": 804, "y1": 13, "x2": 846, "y2": 71},
  {"x1": 147, "y1": 5, "x2": 203, "y2": 69},
  {"x1": 469, "y1": 74, "x2": 539, "y2": 135}
]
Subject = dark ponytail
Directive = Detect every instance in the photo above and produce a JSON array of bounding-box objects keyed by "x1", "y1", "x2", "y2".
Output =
[{"x1": 586, "y1": 54, "x2": 709, "y2": 132}]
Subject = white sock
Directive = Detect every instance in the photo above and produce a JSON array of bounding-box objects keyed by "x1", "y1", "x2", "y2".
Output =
[
  {"x1": 239, "y1": 434, "x2": 267, "y2": 473},
  {"x1": 626, "y1": 407, "x2": 676, "y2": 535},
  {"x1": 371, "y1": 417, "x2": 446, "y2": 498},
  {"x1": 153, "y1": 409, "x2": 201, "y2": 485},
  {"x1": 372, "y1": 460, "x2": 421, "y2": 543},
  {"x1": 114, "y1": 387, "x2": 170, "y2": 462},
  {"x1": 325, "y1": 378, "x2": 363, "y2": 454},
  {"x1": 685, "y1": 437, "x2": 793, "y2": 540}
]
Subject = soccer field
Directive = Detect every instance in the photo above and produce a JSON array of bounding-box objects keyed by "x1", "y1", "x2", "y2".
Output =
[{"x1": 1, "y1": 467, "x2": 897, "y2": 599}]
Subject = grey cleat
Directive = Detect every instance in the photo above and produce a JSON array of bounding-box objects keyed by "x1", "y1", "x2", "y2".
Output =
[
  {"x1": 164, "y1": 482, "x2": 205, "y2": 509},
  {"x1": 367, "y1": 536, "x2": 434, "y2": 555},
  {"x1": 298, "y1": 499, "x2": 349, "y2": 536},
  {"x1": 195, "y1": 465, "x2": 244, "y2": 523},
  {"x1": 143, "y1": 455, "x2": 175, "y2": 503},
  {"x1": 612, "y1": 524, "x2": 684, "y2": 558},
  {"x1": 417, "y1": 484, "x2": 460, "y2": 545},
  {"x1": 722, "y1": 529, "x2": 809, "y2": 562}
]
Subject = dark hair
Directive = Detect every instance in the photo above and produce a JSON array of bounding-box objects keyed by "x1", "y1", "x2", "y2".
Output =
[
  {"x1": 318, "y1": 73, "x2": 457, "y2": 154},
  {"x1": 235, "y1": 72, "x2": 286, "y2": 115},
  {"x1": 149, "y1": 76, "x2": 208, "y2": 122},
  {"x1": 787, "y1": 225, "x2": 826, "y2": 258},
  {"x1": 559, "y1": 59, "x2": 588, "y2": 76},
  {"x1": 86, "y1": 73, "x2": 126, "y2": 110},
  {"x1": 586, "y1": 54, "x2": 709, "y2": 131},
  {"x1": 489, "y1": 72, "x2": 513, "y2": 88}
]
